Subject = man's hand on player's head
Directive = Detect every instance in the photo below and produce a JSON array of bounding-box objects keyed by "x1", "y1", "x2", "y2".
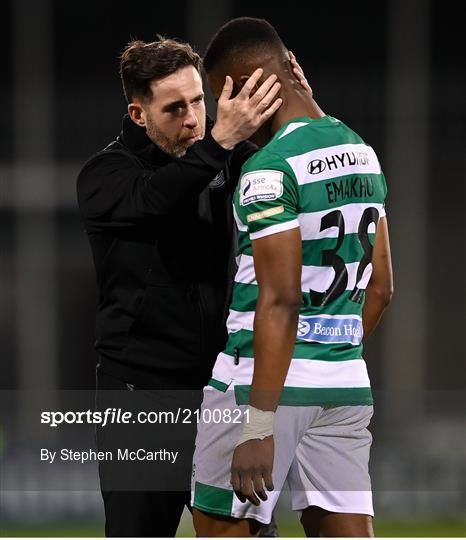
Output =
[
  {"x1": 230, "y1": 435, "x2": 274, "y2": 506},
  {"x1": 211, "y1": 68, "x2": 282, "y2": 150},
  {"x1": 289, "y1": 51, "x2": 313, "y2": 96}
]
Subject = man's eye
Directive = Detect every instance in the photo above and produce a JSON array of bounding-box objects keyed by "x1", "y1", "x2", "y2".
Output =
[{"x1": 167, "y1": 106, "x2": 184, "y2": 115}]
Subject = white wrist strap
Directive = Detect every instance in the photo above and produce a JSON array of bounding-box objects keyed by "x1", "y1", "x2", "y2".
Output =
[{"x1": 236, "y1": 406, "x2": 274, "y2": 447}]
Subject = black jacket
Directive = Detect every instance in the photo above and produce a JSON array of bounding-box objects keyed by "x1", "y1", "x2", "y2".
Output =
[{"x1": 77, "y1": 114, "x2": 256, "y2": 389}]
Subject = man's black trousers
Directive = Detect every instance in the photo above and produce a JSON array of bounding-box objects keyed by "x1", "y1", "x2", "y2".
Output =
[{"x1": 95, "y1": 368, "x2": 200, "y2": 537}]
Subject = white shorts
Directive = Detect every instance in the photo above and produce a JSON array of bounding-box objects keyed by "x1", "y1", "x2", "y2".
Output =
[{"x1": 191, "y1": 384, "x2": 374, "y2": 525}]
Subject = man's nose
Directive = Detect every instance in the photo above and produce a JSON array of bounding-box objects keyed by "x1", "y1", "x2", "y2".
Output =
[{"x1": 184, "y1": 106, "x2": 199, "y2": 129}]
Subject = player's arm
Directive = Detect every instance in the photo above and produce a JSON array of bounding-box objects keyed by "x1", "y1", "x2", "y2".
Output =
[
  {"x1": 250, "y1": 228, "x2": 302, "y2": 410},
  {"x1": 231, "y1": 227, "x2": 302, "y2": 506},
  {"x1": 362, "y1": 216, "x2": 393, "y2": 340}
]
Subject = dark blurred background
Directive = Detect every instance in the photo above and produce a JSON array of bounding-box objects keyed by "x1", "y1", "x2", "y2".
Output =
[{"x1": 1, "y1": 0, "x2": 465, "y2": 536}]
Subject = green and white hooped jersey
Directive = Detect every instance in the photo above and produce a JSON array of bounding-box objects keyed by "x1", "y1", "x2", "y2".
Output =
[{"x1": 210, "y1": 115, "x2": 387, "y2": 407}]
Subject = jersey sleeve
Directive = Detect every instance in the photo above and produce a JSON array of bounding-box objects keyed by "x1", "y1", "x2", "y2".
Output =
[
  {"x1": 379, "y1": 172, "x2": 388, "y2": 218},
  {"x1": 233, "y1": 150, "x2": 300, "y2": 240}
]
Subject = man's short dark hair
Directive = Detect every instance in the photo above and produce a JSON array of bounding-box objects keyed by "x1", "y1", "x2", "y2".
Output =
[
  {"x1": 203, "y1": 17, "x2": 284, "y2": 75},
  {"x1": 119, "y1": 36, "x2": 202, "y2": 103}
]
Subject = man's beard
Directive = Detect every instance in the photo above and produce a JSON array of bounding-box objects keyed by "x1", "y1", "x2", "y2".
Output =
[{"x1": 145, "y1": 119, "x2": 193, "y2": 158}]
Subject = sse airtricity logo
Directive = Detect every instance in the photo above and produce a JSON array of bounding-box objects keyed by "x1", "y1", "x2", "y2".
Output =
[
  {"x1": 239, "y1": 170, "x2": 284, "y2": 206},
  {"x1": 242, "y1": 179, "x2": 251, "y2": 196}
]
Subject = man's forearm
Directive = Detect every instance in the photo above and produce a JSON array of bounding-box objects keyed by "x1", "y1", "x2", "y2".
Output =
[
  {"x1": 362, "y1": 283, "x2": 393, "y2": 341},
  {"x1": 77, "y1": 131, "x2": 231, "y2": 225},
  {"x1": 249, "y1": 301, "x2": 300, "y2": 412}
]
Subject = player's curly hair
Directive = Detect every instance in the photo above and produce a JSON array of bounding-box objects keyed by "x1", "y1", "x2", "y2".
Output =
[{"x1": 119, "y1": 36, "x2": 202, "y2": 103}]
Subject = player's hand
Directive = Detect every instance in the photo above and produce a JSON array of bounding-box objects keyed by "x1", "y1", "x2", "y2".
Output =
[
  {"x1": 230, "y1": 436, "x2": 274, "y2": 506},
  {"x1": 289, "y1": 51, "x2": 313, "y2": 96},
  {"x1": 212, "y1": 68, "x2": 282, "y2": 150}
]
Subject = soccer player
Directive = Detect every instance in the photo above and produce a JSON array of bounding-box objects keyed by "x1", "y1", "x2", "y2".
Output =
[{"x1": 191, "y1": 18, "x2": 393, "y2": 537}]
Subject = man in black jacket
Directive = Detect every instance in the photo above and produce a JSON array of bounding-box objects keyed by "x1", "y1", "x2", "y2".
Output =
[{"x1": 77, "y1": 37, "x2": 289, "y2": 537}]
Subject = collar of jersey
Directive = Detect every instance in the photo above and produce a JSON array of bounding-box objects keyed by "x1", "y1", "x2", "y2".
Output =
[{"x1": 274, "y1": 115, "x2": 333, "y2": 140}]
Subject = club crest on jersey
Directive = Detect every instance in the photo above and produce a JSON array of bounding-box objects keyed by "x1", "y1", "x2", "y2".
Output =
[{"x1": 239, "y1": 170, "x2": 284, "y2": 206}]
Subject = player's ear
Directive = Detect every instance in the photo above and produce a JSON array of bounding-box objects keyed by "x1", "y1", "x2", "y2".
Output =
[
  {"x1": 227, "y1": 75, "x2": 245, "y2": 99},
  {"x1": 238, "y1": 75, "x2": 249, "y2": 88},
  {"x1": 239, "y1": 74, "x2": 259, "y2": 97},
  {"x1": 128, "y1": 103, "x2": 146, "y2": 128}
]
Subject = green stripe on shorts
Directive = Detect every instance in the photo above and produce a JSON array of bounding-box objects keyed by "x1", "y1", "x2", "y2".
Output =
[
  {"x1": 193, "y1": 481, "x2": 233, "y2": 517},
  {"x1": 207, "y1": 378, "x2": 229, "y2": 392},
  {"x1": 234, "y1": 386, "x2": 373, "y2": 406}
]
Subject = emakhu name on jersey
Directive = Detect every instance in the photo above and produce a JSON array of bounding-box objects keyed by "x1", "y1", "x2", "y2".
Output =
[{"x1": 209, "y1": 115, "x2": 387, "y2": 407}]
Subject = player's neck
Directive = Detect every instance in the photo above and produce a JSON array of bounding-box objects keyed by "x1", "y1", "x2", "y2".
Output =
[{"x1": 271, "y1": 92, "x2": 325, "y2": 135}]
